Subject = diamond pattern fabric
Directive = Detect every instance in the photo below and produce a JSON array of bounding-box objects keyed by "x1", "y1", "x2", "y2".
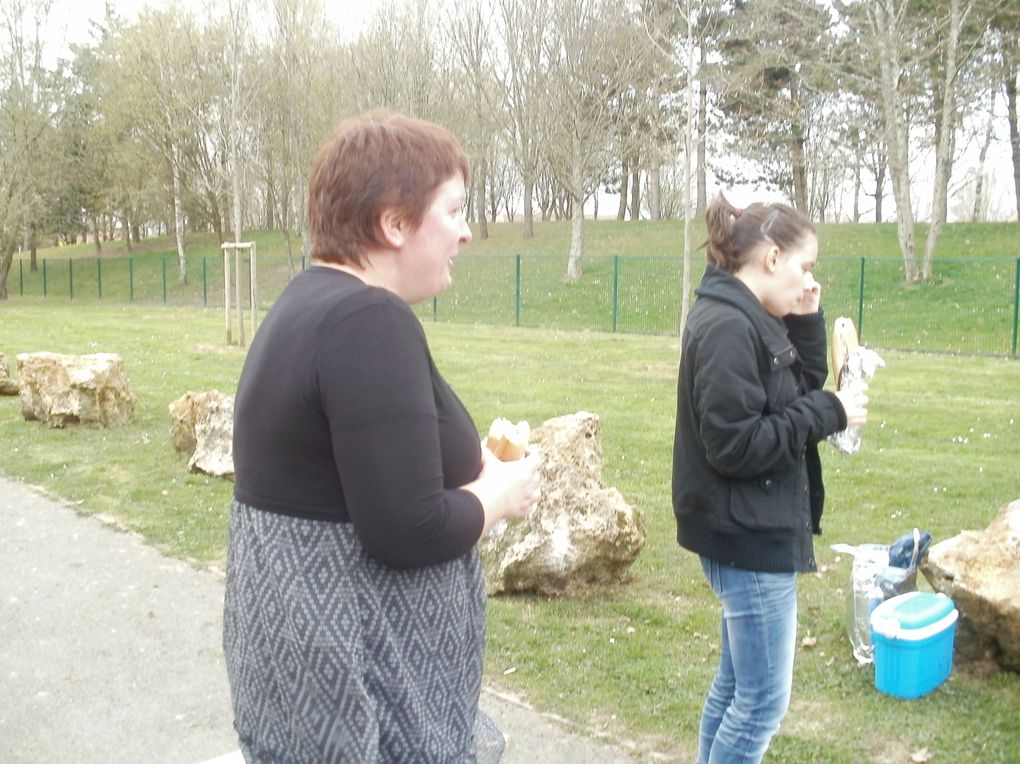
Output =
[{"x1": 223, "y1": 502, "x2": 490, "y2": 762}]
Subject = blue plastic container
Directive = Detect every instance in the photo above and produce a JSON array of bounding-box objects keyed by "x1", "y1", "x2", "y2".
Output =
[{"x1": 869, "y1": 592, "x2": 958, "y2": 699}]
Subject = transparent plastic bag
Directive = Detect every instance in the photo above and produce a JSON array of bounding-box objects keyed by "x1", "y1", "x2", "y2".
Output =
[
  {"x1": 473, "y1": 709, "x2": 506, "y2": 764},
  {"x1": 833, "y1": 543, "x2": 889, "y2": 665},
  {"x1": 833, "y1": 528, "x2": 932, "y2": 665}
]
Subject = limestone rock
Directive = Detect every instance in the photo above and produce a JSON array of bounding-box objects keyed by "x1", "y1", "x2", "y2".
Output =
[
  {"x1": 479, "y1": 411, "x2": 645, "y2": 596},
  {"x1": 16, "y1": 352, "x2": 134, "y2": 428},
  {"x1": 0, "y1": 353, "x2": 18, "y2": 396},
  {"x1": 169, "y1": 391, "x2": 235, "y2": 480},
  {"x1": 922, "y1": 499, "x2": 1020, "y2": 672}
]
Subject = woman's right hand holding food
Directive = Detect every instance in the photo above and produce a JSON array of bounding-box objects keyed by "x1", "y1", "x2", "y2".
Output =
[
  {"x1": 834, "y1": 381, "x2": 869, "y2": 428},
  {"x1": 464, "y1": 446, "x2": 542, "y2": 537}
]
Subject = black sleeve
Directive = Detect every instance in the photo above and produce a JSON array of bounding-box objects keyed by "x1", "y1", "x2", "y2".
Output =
[
  {"x1": 785, "y1": 309, "x2": 829, "y2": 393},
  {"x1": 692, "y1": 313, "x2": 846, "y2": 479},
  {"x1": 316, "y1": 299, "x2": 483, "y2": 569}
]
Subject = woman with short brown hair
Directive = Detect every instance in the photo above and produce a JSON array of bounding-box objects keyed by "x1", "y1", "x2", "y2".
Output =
[{"x1": 224, "y1": 111, "x2": 540, "y2": 762}]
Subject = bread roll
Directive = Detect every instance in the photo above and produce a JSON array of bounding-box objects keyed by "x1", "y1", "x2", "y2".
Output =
[{"x1": 486, "y1": 418, "x2": 530, "y2": 461}]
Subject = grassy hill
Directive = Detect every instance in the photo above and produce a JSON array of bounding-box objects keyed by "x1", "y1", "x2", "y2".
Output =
[{"x1": 11, "y1": 219, "x2": 1020, "y2": 356}]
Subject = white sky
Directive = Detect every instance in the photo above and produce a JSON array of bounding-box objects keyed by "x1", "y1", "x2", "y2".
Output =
[
  {"x1": 44, "y1": 0, "x2": 1018, "y2": 222},
  {"x1": 50, "y1": 0, "x2": 382, "y2": 51}
]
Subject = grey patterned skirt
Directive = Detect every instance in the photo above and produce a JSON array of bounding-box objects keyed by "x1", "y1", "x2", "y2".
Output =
[{"x1": 223, "y1": 501, "x2": 500, "y2": 763}]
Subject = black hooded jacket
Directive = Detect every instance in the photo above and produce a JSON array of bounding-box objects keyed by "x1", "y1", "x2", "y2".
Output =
[{"x1": 672, "y1": 266, "x2": 847, "y2": 573}]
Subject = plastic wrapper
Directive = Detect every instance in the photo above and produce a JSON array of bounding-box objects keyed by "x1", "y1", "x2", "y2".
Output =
[
  {"x1": 474, "y1": 709, "x2": 506, "y2": 763},
  {"x1": 833, "y1": 528, "x2": 932, "y2": 665},
  {"x1": 833, "y1": 543, "x2": 889, "y2": 665},
  {"x1": 828, "y1": 346, "x2": 885, "y2": 455}
]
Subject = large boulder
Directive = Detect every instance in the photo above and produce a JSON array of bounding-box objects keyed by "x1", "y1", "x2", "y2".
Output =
[
  {"x1": 169, "y1": 390, "x2": 234, "y2": 480},
  {"x1": 479, "y1": 411, "x2": 645, "y2": 596},
  {"x1": 0, "y1": 353, "x2": 19, "y2": 396},
  {"x1": 17, "y1": 352, "x2": 134, "y2": 428},
  {"x1": 922, "y1": 499, "x2": 1020, "y2": 672}
]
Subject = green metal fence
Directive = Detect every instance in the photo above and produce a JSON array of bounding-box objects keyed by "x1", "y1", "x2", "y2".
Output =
[{"x1": 9, "y1": 253, "x2": 1020, "y2": 358}]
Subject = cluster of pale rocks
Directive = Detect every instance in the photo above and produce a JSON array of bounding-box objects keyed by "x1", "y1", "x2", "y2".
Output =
[{"x1": 2, "y1": 351, "x2": 1018, "y2": 671}]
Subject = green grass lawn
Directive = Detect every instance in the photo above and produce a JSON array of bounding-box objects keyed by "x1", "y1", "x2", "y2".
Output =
[
  {"x1": 1, "y1": 302, "x2": 1018, "y2": 761},
  {"x1": 11, "y1": 220, "x2": 1020, "y2": 356}
]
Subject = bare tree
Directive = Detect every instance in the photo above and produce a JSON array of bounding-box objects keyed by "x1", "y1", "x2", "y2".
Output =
[
  {"x1": 494, "y1": 0, "x2": 552, "y2": 238},
  {"x1": 0, "y1": 0, "x2": 55, "y2": 298},
  {"x1": 542, "y1": 0, "x2": 647, "y2": 280},
  {"x1": 920, "y1": 0, "x2": 977, "y2": 281}
]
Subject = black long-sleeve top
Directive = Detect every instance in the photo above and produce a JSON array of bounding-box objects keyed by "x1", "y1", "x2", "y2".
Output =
[
  {"x1": 672, "y1": 265, "x2": 846, "y2": 573},
  {"x1": 232, "y1": 266, "x2": 484, "y2": 569}
]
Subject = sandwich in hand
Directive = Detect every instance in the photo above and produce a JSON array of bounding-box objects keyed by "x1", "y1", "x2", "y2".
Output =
[{"x1": 486, "y1": 418, "x2": 530, "y2": 461}]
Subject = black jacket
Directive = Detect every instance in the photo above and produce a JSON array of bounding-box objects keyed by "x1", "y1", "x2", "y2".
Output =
[{"x1": 672, "y1": 266, "x2": 847, "y2": 573}]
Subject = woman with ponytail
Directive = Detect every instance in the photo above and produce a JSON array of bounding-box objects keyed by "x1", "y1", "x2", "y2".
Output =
[{"x1": 672, "y1": 194, "x2": 869, "y2": 763}]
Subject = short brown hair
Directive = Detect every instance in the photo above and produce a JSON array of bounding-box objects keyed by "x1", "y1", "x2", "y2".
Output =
[
  {"x1": 703, "y1": 193, "x2": 816, "y2": 273},
  {"x1": 307, "y1": 110, "x2": 469, "y2": 266}
]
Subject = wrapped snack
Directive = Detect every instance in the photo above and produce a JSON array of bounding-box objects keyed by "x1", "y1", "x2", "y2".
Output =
[{"x1": 827, "y1": 316, "x2": 884, "y2": 455}]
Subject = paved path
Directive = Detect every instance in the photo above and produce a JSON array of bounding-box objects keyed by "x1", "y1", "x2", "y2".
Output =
[{"x1": 0, "y1": 476, "x2": 652, "y2": 763}]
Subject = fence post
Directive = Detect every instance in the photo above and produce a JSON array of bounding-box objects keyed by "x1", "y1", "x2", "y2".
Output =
[
  {"x1": 69, "y1": 258, "x2": 74, "y2": 301},
  {"x1": 857, "y1": 257, "x2": 866, "y2": 340},
  {"x1": 97, "y1": 258, "x2": 103, "y2": 299},
  {"x1": 1012, "y1": 258, "x2": 1019, "y2": 359},
  {"x1": 43, "y1": 259, "x2": 47, "y2": 297},
  {"x1": 162, "y1": 256, "x2": 168, "y2": 304},
  {"x1": 432, "y1": 295, "x2": 438, "y2": 321},
  {"x1": 515, "y1": 255, "x2": 521, "y2": 327},
  {"x1": 611, "y1": 255, "x2": 620, "y2": 333},
  {"x1": 129, "y1": 257, "x2": 134, "y2": 302}
]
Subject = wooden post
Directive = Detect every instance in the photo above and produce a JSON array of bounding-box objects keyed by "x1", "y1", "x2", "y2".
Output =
[
  {"x1": 221, "y1": 241, "x2": 257, "y2": 347},
  {"x1": 234, "y1": 243, "x2": 245, "y2": 347},
  {"x1": 250, "y1": 241, "x2": 258, "y2": 339},
  {"x1": 223, "y1": 248, "x2": 232, "y2": 344}
]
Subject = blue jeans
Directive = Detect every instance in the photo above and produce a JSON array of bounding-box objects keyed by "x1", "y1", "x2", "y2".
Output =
[{"x1": 697, "y1": 557, "x2": 797, "y2": 764}]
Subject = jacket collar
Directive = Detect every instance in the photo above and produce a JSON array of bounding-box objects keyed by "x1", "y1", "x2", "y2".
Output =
[{"x1": 695, "y1": 265, "x2": 798, "y2": 368}]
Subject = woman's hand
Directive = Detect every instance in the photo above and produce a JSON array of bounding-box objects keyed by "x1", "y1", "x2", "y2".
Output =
[
  {"x1": 789, "y1": 271, "x2": 821, "y2": 315},
  {"x1": 464, "y1": 445, "x2": 542, "y2": 537},
  {"x1": 834, "y1": 381, "x2": 869, "y2": 428}
]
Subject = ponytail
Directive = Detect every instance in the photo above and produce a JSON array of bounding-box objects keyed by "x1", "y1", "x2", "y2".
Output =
[{"x1": 702, "y1": 193, "x2": 816, "y2": 272}]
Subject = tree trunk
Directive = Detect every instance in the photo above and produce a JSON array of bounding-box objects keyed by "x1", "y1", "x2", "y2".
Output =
[
  {"x1": 874, "y1": 158, "x2": 886, "y2": 223},
  {"x1": 789, "y1": 77, "x2": 809, "y2": 213},
  {"x1": 476, "y1": 157, "x2": 489, "y2": 239},
  {"x1": 873, "y1": 0, "x2": 918, "y2": 281},
  {"x1": 696, "y1": 38, "x2": 708, "y2": 217},
  {"x1": 565, "y1": 147, "x2": 584, "y2": 281},
  {"x1": 630, "y1": 168, "x2": 641, "y2": 221},
  {"x1": 852, "y1": 157, "x2": 862, "y2": 223},
  {"x1": 649, "y1": 156, "x2": 661, "y2": 221},
  {"x1": 171, "y1": 140, "x2": 188, "y2": 285},
  {"x1": 972, "y1": 97, "x2": 995, "y2": 222},
  {"x1": 92, "y1": 216, "x2": 103, "y2": 254},
  {"x1": 0, "y1": 242, "x2": 13, "y2": 300},
  {"x1": 680, "y1": 5, "x2": 698, "y2": 336},
  {"x1": 566, "y1": 195, "x2": 584, "y2": 281},
  {"x1": 265, "y1": 164, "x2": 277, "y2": 231},
  {"x1": 616, "y1": 159, "x2": 629, "y2": 220},
  {"x1": 922, "y1": 0, "x2": 966, "y2": 282},
  {"x1": 1006, "y1": 52, "x2": 1020, "y2": 221},
  {"x1": 523, "y1": 177, "x2": 535, "y2": 237}
]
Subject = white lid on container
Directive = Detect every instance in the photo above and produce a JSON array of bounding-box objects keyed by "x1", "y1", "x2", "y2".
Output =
[{"x1": 870, "y1": 592, "x2": 958, "y2": 641}]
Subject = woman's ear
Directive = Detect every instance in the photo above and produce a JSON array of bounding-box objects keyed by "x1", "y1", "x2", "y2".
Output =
[
  {"x1": 379, "y1": 209, "x2": 406, "y2": 249},
  {"x1": 764, "y1": 245, "x2": 780, "y2": 273}
]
